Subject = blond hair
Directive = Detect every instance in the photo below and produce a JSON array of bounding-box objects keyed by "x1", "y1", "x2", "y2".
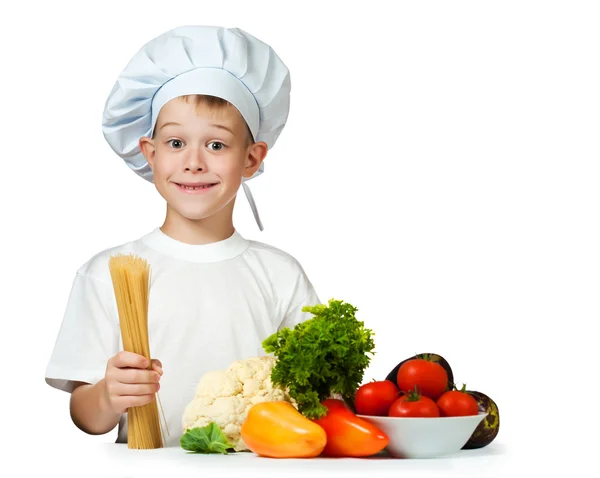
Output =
[{"x1": 152, "y1": 94, "x2": 254, "y2": 145}]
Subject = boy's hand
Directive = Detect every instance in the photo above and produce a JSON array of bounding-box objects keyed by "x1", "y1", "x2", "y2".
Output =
[{"x1": 103, "y1": 351, "x2": 163, "y2": 415}]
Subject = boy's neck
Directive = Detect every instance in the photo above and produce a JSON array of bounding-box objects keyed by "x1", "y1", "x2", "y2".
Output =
[{"x1": 160, "y1": 206, "x2": 236, "y2": 245}]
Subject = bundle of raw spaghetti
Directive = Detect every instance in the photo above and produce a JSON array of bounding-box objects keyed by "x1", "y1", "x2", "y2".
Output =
[{"x1": 108, "y1": 253, "x2": 167, "y2": 449}]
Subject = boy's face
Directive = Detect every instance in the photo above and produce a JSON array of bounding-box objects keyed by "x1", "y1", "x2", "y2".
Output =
[{"x1": 139, "y1": 98, "x2": 267, "y2": 223}]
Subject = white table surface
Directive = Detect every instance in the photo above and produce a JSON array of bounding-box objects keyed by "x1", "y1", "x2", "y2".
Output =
[{"x1": 76, "y1": 440, "x2": 510, "y2": 478}]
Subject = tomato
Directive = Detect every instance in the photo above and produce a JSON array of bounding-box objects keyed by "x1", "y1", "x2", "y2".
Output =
[
  {"x1": 312, "y1": 399, "x2": 389, "y2": 457},
  {"x1": 396, "y1": 358, "x2": 448, "y2": 400},
  {"x1": 388, "y1": 387, "x2": 440, "y2": 418},
  {"x1": 355, "y1": 380, "x2": 399, "y2": 416},
  {"x1": 436, "y1": 384, "x2": 479, "y2": 417}
]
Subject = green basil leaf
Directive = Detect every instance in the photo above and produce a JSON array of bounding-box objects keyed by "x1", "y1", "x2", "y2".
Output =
[{"x1": 180, "y1": 422, "x2": 235, "y2": 454}]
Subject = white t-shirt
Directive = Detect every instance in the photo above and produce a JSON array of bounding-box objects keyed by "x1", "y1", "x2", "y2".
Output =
[{"x1": 45, "y1": 227, "x2": 320, "y2": 447}]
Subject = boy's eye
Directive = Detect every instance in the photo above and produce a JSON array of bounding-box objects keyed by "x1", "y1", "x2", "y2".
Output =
[
  {"x1": 168, "y1": 139, "x2": 184, "y2": 149},
  {"x1": 208, "y1": 141, "x2": 225, "y2": 151}
]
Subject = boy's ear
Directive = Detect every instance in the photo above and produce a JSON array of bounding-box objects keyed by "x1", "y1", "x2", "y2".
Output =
[
  {"x1": 243, "y1": 141, "x2": 268, "y2": 179},
  {"x1": 139, "y1": 137, "x2": 156, "y2": 171}
]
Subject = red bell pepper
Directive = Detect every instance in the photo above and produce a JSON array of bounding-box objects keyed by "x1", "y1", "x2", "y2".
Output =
[{"x1": 311, "y1": 398, "x2": 389, "y2": 457}]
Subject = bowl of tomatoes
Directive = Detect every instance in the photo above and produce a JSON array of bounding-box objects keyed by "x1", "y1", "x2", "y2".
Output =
[
  {"x1": 357, "y1": 411, "x2": 488, "y2": 459},
  {"x1": 354, "y1": 355, "x2": 489, "y2": 458}
]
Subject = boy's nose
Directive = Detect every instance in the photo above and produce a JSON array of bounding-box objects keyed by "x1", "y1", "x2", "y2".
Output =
[{"x1": 184, "y1": 149, "x2": 206, "y2": 171}]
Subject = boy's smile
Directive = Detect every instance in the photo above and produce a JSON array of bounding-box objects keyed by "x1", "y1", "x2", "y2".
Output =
[{"x1": 173, "y1": 181, "x2": 219, "y2": 193}]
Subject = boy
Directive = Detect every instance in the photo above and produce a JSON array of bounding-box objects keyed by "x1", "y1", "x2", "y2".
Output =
[{"x1": 44, "y1": 25, "x2": 320, "y2": 447}]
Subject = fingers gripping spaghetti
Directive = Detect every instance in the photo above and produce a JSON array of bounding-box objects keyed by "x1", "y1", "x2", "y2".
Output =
[{"x1": 108, "y1": 254, "x2": 168, "y2": 449}]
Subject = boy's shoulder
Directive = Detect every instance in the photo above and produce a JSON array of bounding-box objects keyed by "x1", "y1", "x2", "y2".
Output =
[
  {"x1": 75, "y1": 235, "x2": 143, "y2": 283},
  {"x1": 245, "y1": 238, "x2": 309, "y2": 275}
]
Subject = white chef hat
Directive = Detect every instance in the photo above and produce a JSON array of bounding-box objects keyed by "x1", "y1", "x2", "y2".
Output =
[{"x1": 101, "y1": 25, "x2": 292, "y2": 231}]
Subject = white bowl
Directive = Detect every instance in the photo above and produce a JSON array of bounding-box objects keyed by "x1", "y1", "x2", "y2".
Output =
[{"x1": 357, "y1": 412, "x2": 488, "y2": 459}]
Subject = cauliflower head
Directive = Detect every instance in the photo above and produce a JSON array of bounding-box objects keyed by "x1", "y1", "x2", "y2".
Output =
[{"x1": 181, "y1": 355, "x2": 296, "y2": 451}]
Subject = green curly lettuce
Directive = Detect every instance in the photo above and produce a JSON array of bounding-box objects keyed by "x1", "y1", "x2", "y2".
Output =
[{"x1": 262, "y1": 298, "x2": 376, "y2": 420}]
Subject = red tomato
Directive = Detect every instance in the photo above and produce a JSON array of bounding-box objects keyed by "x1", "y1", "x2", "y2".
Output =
[
  {"x1": 355, "y1": 380, "x2": 399, "y2": 416},
  {"x1": 312, "y1": 399, "x2": 390, "y2": 457},
  {"x1": 396, "y1": 358, "x2": 448, "y2": 400},
  {"x1": 388, "y1": 388, "x2": 440, "y2": 418},
  {"x1": 436, "y1": 385, "x2": 479, "y2": 417}
]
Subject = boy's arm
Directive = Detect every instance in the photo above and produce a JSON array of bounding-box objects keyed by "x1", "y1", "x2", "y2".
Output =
[
  {"x1": 69, "y1": 380, "x2": 121, "y2": 435},
  {"x1": 68, "y1": 353, "x2": 162, "y2": 436},
  {"x1": 46, "y1": 272, "x2": 123, "y2": 435}
]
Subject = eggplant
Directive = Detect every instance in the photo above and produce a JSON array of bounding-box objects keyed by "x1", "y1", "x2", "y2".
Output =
[
  {"x1": 462, "y1": 391, "x2": 500, "y2": 449},
  {"x1": 384, "y1": 353, "x2": 454, "y2": 392}
]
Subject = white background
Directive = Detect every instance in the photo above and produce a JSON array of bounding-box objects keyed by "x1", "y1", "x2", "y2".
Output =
[{"x1": 2, "y1": 0, "x2": 598, "y2": 476}]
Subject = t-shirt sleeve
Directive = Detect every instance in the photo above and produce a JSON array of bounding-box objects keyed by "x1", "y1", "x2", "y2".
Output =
[
  {"x1": 278, "y1": 262, "x2": 321, "y2": 331},
  {"x1": 45, "y1": 272, "x2": 120, "y2": 393}
]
